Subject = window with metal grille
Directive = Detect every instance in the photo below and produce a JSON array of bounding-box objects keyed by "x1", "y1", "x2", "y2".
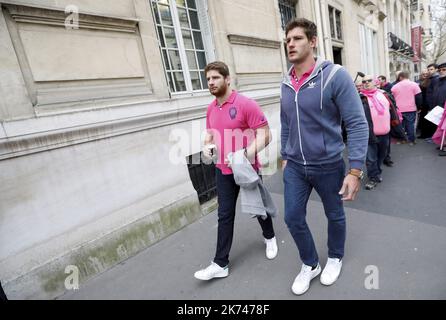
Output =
[
  {"x1": 151, "y1": 0, "x2": 213, "y2": 93},
  {"x1": 328, "y1": 6, "x2": 343, "y2": 41},
  {"x1": 187, "y1": 153, "x2": 217, "y2": 204},
  {"x1": 279, "y1": 0, "x2": 297, "y2": 31}
]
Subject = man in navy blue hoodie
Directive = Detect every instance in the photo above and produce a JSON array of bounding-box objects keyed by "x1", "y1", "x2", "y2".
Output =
[{"x1": 280, "y1": 18, "x2": 369, "y2": 295}]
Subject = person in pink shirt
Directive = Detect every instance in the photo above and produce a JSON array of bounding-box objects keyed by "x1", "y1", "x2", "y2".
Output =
[
  {"x1": 391, "y1": 72, "x2": 423, "y2": 144},
  {"x1": 360, "y1": 75, "x2": 391, "y2": 190},
  {"x1": 194, "y1": 61, "x2": 277, "y2": 281}
]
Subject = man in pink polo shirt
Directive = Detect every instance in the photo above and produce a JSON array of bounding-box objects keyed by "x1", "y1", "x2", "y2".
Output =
[
  {"x1": 194, "y1": 61, "x2": 277, "y2": 281},
  {"x1": 391, "y1": 71, "x2": 422, "y2": 145}
]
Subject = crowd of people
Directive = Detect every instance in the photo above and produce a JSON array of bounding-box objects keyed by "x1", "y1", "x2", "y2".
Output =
[{"x1": 354, "y1": 62, "x2": 446, "y2": 190}]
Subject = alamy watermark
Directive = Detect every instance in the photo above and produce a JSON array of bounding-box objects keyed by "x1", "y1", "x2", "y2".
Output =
[
  {"x1": 364, "y1": 265, "x2": 379, "y2": 290},
  {"x1": 168, "y1": 120, "x2": 279, "y2": 175},
  {"x1": 363, "y1": 3, "x2": 379, "y2": 25},
  {"x1": 64, "y1": 265, "x2": 79, "y2": 290},
  {"x1": 65, "y1": 5, "x2": 79, "y2": 29}
]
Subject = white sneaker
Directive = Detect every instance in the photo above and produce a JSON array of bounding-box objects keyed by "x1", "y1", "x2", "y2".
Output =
[
  {"x1": 320, "y1": 258, "x2": 342, "y2": 286},
  {"x1": 265, "y1": 237, "x2": 278, "y2": 260},
  {"x1": 291, "y1": 263, "x2": 321, "y2": 295},
  {"x1": 194, "y1": 262, "x2": 229, "y2": 280}
]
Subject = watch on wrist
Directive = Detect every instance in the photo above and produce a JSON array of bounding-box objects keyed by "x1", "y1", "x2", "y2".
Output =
[{"x1": 348, "y1": 169, "x2": 364, "y2": 180}]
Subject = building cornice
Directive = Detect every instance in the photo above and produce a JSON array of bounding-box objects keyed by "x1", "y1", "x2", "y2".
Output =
[
  {"x1": 3, "y1": 3, "x2": 138, "y2": 33},
  {"x1": 227, "y1": 34, "x2": 281, "y2": 49},
  {"x1": 0, "y1": 90, "x2": 280, "y2": 160}
]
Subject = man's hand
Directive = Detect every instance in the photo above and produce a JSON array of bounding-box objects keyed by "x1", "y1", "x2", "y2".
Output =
[
  {"x1": 224, "y1": 152, "x2": 234, "y2": 168},
  {"x1": 202, "y1": 144, "x2": 216, "y2": 159},
  {"x1": 282, "y1": 160, "x2": 288, "y2": 171},
  {"x1": 202, "y1": 133, "x2": 215, "y2": 160},
  {"x1": 338, "y1": 174, "x2": 361, "y2": 201}
]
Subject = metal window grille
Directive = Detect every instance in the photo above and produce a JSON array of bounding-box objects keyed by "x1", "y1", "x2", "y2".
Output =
[
  {"x1": 329, "y1": 6, "x2": 343, "y2": 41},
  {"x1": 151, "y1": 0, "x2": 209, "y2": 93},
  {"x1": 279, "y1": 0, "x2": 297, "y2": 30}
]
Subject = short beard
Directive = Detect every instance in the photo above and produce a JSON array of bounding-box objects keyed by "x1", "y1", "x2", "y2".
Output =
[{"x1": 211, "y1": 86, "x2": 228, "y2": 97}]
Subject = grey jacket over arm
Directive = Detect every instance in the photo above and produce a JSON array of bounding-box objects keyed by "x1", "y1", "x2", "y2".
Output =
[{"x1": 227, "y1": 150, "x2": 277, "y2": 220}]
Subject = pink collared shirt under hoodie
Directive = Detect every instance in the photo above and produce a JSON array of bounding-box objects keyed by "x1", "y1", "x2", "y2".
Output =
[{"x1": 290, "y1": 64, "x2": 316, "y2": 92}]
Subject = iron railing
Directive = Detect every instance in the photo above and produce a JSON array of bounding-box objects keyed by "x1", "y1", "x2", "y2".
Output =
[{"x1": 187, "y1": 153, "x2": 217, "y2": 204}]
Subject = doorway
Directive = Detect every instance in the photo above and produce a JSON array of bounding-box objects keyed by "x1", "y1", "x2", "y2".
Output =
[{"x1": 332, "y1": 47, "x2": 343, "y2": 65}]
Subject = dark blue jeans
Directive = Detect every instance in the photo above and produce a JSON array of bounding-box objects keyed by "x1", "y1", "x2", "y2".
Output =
[
  {"x1": 366, "y1": 134, "x2": 390, "y2": 181},
  {"x1": 283, "y1": 159, "x2": 346, "y2": 267},
  {"x1": 402, "y1": 111, "x2": 417, "y2": 142},
  {"x1": 213, "y1": 169, "x2": 275, "y2": 267},
  {"x1": 384, "y1": 135, "x2": 391, "y2": 162}
]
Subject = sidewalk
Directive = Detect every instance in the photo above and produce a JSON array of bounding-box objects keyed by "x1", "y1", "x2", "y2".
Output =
[{"x1": 60, "y1": 141, "x2": 446, "y2": 299}]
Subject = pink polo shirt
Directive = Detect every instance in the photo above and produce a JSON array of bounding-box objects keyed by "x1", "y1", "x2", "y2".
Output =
[
  {"x1": 206, "y1": 90, "x2": 268, "y2": 175},
  {"x1": 391, "y1": 79, "x2": 421, "y2": 113},
  {"x1": 290, "y1": 64, "x2": 316, "y2": 91}
]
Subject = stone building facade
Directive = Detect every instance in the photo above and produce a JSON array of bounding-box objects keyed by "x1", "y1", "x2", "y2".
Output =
[
  {"x1": 0, "y1": 0, "x2": 284, "y2": 299},
  {"x1": 385, "y1": 0, "x2": 414, "y2": 79},
  {"x1": 0, "y1": 0, "x2": 424, "y2": 299}
]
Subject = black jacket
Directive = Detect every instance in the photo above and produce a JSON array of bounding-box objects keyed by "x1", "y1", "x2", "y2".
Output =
[
  {"x1": 426, "y1": 74, "x2": 440, "y2": 110},
  {"x1": 430, "y1": 76, "x2": 446, "y2": 109},
  {"x1": 381, "y1": 82, "x2": 393, "y2": 94}
]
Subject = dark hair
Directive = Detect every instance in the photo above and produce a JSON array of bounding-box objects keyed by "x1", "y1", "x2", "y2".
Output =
[
  {"x1": 378, "y1": 75, "x2": 387, "y2": 81},
  {"x1": 285, "y1": 18, "x2": 317, "y2": 40},
  {"x1": 420, "y1": 77, "x2": 431, "y2": 89},
  {"x1": 204, "y1": 61, "x2": 230, "y2": 77},
  {"x1": 427, "y1": 63, "x2": 438, "y2": 69},
  {"x1": 399, "y1": 71, "x2": 409, "y2": 80}
]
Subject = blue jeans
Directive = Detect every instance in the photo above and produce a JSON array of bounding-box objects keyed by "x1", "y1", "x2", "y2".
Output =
[
  {"x1": 402, "y1": 111, "x2": 417, "y2": 142},
  {"x1": 366, "y1": 134, "x2": 390, "y2": 180},
  {"x1": 283, "y1": 159, "x2": 346, "y2": 267},
  {"x1": 213, "y1": 169, "x2": 275, "y2": 267}
]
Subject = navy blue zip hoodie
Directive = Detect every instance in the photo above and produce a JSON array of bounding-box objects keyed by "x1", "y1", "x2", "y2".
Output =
[{"x1": 280, "y1": 57, "x2": 369, "y2": 169}]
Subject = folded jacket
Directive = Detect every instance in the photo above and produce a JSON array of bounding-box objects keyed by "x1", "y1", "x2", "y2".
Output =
[{"x1": 227, "y1": 150, "x2": 277, "y2": 220}]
